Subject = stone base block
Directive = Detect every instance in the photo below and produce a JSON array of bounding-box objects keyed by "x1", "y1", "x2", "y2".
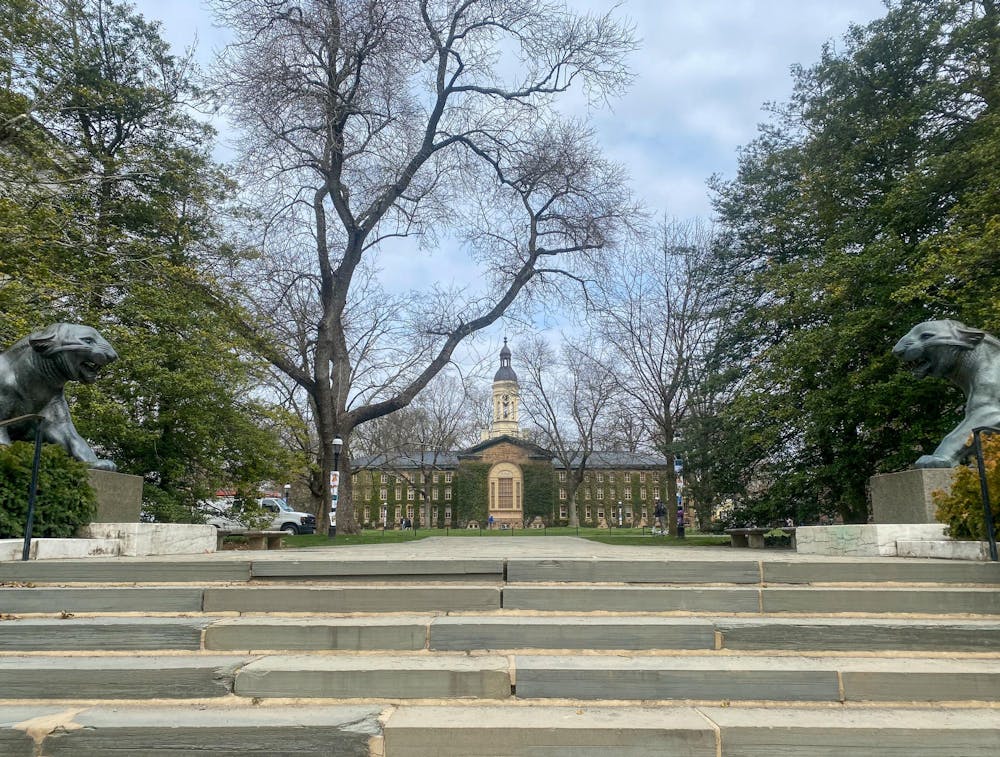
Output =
[
  {"x1": 79, "y1": 523, "x2": 216, "y2": 557},
  {"x1": 0, "y1": 538, "x2": 120, "y2": 560},
  {"x1": 796, "y1": 524, "x2": 947, "y2": 557},
  {"x1": 88, "y1": 469, "x2": 143, "y2": 523},
  {"x1": 896, "y1": 539, "x2": 992, "y2": 561},
  {"x1": 870, "y1": 468, "x2": 955, "y2": 524}
]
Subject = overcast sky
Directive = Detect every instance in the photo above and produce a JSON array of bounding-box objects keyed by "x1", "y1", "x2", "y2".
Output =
[
  {"x1": 128, "y1": 0, "x2": 889, "y2": 366},
  {"x1": 133, "y1": 0, "x2": 889, "y2": 219}
]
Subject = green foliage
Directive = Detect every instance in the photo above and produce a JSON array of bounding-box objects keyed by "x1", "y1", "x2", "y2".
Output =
[
  {"x1": 0, "y1": 442, "x2": 96, "y2": 538},
  {"x1": 522, "y1": 462, "x2": 556, "y2": 523},
  {"x1": 0, "y1": 0, "x2": 299, "y2": 516},
  {"x1": 702, "y1": 0, "x2": 1000, "y2": 525},
  {"x1": 934, "y1": 436, "x2": 1000, "y2": 541},
  {"x1": 453, "y1": 463, "x2": 489, "y2": 525}
]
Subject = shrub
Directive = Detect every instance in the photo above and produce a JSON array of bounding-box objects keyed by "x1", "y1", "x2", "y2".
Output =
[
  {"x1": 0, "y1": 442, "x2": 97, "y2": 538},
  {"x1": 933, "y1": 435, "x2": 1000, "y2": 540}
]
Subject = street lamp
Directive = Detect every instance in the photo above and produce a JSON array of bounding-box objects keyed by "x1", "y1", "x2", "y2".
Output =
[
  {"x1": 283, "y1": 483, "x2": 290, "y2": 503},
  {"x1": 329, "y1": 436, "x2": 343, "y2": 538}
]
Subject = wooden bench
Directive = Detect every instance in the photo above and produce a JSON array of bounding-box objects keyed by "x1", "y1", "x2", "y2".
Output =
[
  {"x1": 216, "y1": 529, "x2": 285, "y2": 550},
  {"x1": 725, "y1": 527, "x2": 797, "y2": 549}
]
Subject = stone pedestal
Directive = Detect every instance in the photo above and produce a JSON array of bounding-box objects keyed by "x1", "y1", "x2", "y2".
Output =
[
  {"x1": 87, "y1": 469, "x2": 143, "y2": 522},
  {"x1": 796, "y1": 523, "x2": 948, "y2": 556},
  {"x1": 869, "y1": 468, "x2": 955, "y2": 524},
  {"x1": 78, "y1": 523, "x2": 216, "y2": 556}
]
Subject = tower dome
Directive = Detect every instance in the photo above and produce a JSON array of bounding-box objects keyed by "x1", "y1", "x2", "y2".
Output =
[{"x1": 494, "y1": 338, "x2": 518, "y2": 382}]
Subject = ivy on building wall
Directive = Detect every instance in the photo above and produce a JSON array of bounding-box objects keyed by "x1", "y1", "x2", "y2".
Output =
[
  {"x1": 453, "y1": 462, "x2": 489, "y2": 525},
  {"x1": 523, "y1": 462, "x2": 556, "y2": 524}
]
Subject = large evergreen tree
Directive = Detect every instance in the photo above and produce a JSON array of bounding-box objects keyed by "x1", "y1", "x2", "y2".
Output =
[
  {"x1": 706, "y1": 0, "x2": 1000, "y2": 525},
  {"x1": 0, "y1": 0, "x2": 293, "y2": 519}
]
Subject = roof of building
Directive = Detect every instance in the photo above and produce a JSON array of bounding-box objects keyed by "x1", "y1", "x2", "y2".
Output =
[{"x1": 352, "y1": 445, "x2": 669, "y2": 471}]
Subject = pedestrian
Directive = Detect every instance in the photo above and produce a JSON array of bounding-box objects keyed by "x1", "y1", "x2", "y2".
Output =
[
  {"x1": 654, "y1": 499, "x2": 667, "y2": 533},
  {"x1": 488, "y1": 514, "x2": 495, "y2": 529}
]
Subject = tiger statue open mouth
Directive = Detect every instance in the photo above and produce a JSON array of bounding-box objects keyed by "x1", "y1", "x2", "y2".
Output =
[
  {"x1": 893, "y1": 319, "x2": 1000, "y2": 468},
  {"x1": 0, "y1": 323, "x2": 118, "y2": 470}
]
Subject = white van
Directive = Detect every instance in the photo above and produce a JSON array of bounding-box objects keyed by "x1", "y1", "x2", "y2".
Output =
[
  {"x1": 200, "y1": 497, "x2": 317, "y2": 535},
  {"x1": 259, "y1": 497, "x2": 317, "y2": 534}
]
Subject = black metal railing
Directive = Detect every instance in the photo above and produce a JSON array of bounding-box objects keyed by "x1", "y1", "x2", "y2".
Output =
[
  {"x1": 0, "y1": 414, "x2": 45, "y2": 561},
  {"x1": 971, "y1": 427, "x2": 999, "y2": 562}
]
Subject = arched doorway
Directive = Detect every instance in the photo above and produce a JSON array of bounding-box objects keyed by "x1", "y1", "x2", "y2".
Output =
[{"x1": 488, "y1": 462, "x2": 523, "y2": 527}]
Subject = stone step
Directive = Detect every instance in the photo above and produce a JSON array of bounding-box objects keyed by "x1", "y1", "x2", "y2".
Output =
[
  {"x1": 4, "y1": 614, "x2": 1000, "y2": 654},
  {"x1": 513, "y1": 653, "x2": 1000, "y2": 702},
  {"x1": 0, "y1": 703, "x2": 381, "y2": 756},
  {"x1": 5, "y1": 555, "x2": 997, "y2": 586},
  {"x1": 503, "y1": 584, "x2": 1000, "y2": 614},
  {"x1": 0, "y1": 584, "x2": 502, "y2": 614},
  {"x1": 508, "y1": 557, "x2": 1000, "y2": 585},
  {"x1": 0, "y1": 655, "x2": 249, "y2": 699},
  {"x1": 5, "y1": 652, "x2": 997, "y2": 704},
  {"x1": 382, "y1": 704, "x2": 1000, "y2": 757},
  {"x1": 2, "y1": 702, "x2": 998, "y2": 756},
  {"x1": 5, "y1": 582, "x2": 997, "y2": 615}
]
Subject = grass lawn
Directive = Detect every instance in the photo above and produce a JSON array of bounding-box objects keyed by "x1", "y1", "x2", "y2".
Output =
[{"x1": 284, "y1": 527, "x2": 730, "y2": 549}]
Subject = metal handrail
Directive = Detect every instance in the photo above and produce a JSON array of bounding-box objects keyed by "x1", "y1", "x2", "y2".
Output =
[
  {"x1": 0, "y1": 414, "x2": 45, "y2": 561},
  {"x1": 970, "y1": 427, "x2": 1000, "y2": 562}
]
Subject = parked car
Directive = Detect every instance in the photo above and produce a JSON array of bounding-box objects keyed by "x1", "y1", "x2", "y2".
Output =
[
  {"x1": 259, "y1": 497, "x2": 316, "y2": 535},
  {"x1": 198, "y1": 498, "x2": 317, "y2": 535}
]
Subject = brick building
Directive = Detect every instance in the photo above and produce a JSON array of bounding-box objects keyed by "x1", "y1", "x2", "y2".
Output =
[{"x1": 353, "y1": 341, "x2": 670, "y2": 528}]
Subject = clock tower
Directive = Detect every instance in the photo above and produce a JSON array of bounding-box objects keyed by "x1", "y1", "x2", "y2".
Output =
[{"x1": 490, "y1": 338, "x2": 520, "y2": 438}]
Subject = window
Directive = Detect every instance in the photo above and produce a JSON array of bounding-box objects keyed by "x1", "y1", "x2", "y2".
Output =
[
  {"x1": 584, "y1": 489, "x2": 591, "y2": 500},
  {"x1": 584, "y1": 473, "x2": 590, "y2": 482},
  {"x1": 625, "y1": 509, "x2": 633, "y2": 521},
  {"x1": 624, "y1": 472, "x2": 632, "y2": 483},
  {"x1": 406, "y1": 505, "x2": 414, "y2": 519},
  {"x1": 597, "y1": 508, "x2": 605, "y2": 520},
  {"x1": 432, "y1": 507, "x2": 438, "y2": 522},
  {"x1": 432, "y1": 488, "x2": 439, "y2": 501},
  {"x1": 380, "y1": 473, "x2": 388, "y2": 483},
  {"x1": 585, "y1": 506, "x2": 592, "y2": 521},
  {"x1": 433, "y1": 472, "x2": 439, "y2": 483},
  {"x1": 559, "y1": 488, "x2": 567, "y2": 501},
  {"x1": 395, "y1": 486, "x2": 402, "y2": 500},
  {"x1": 407, "y1": 488, "x2": 415, "y2": 501},
  {"x1": 596, "y1": 489, "x2": 604, "y2": 500},
  {"x1": 379, "y1": 488, "x2": 387, "y2": 501},
  {"x1": 416, "y1": 472, "x2": 423, "y2": 484},
  {"x1": 394, "y1": 505, "x2": 401, "y2": 520},
  {"x1": 640, "y1": 488, "x2": 646, "y2": 501},
  {"x1": 444, "y1": 472, "x2": 453, "y2": 483},
  {"x1": 558, "y1": 471, "x2": 566, "y2": 481},
  {"x1": 639, "y1": 472, "x2": 646, "y2": 483},
  {"x1": 641, "y1": 508, "x2": 648, "y2": 519},
  {"x1": 498, "y1": 476, "x2": 513, "y2": 509},
  {"x1": 624, "y1": 489, "x2": 632, "y2": 500},
  {"x1": 608, "y1": 488, "x2": 615, "y2": 498},
  {"x1": 444, "y1": 506, "x2": 452, "y2": 521},
  {"x1": 445, "y1": 487, "x2": 452, "y2": 500},
  {"x1": 559, "y1": 505, "x2": 568, "y2": 518},
  {"x1": 363, "y1": 507, "x2": 370, "y2": 522},
  {"x1": 596, "y1": 472, "x2": 604, "y2": 483},
  {"x1": 608, "y1": 473, "x2": 615, "y2": 483}
]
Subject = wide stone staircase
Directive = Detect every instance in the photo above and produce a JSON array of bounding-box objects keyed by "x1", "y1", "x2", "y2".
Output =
[{"x1": 2, "y1": 542, "x2": 1000, "y2": 755}]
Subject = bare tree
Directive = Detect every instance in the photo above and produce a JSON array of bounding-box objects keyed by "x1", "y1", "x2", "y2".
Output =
[
  {"x1": 209, "y1": 0, "x2": 637, "y2": 533},
  {"x1": 591, "y1": 218, "x2": 725, "y2": 535},
  {"x1": 519, "y1": 335, "x2": 619, "y2": 527},
  {"x1": 352, "y1": 370, "x2": 483, "y2": 524}
]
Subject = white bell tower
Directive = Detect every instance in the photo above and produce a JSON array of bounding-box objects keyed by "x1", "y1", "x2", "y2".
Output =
[{"x1": 490, "y1": 338, "x2": 520, "y2": 438}]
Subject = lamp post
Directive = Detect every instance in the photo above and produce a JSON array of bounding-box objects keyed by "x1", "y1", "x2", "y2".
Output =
[
  {"x1": 329, "y1": 436, "x2": 343, "y2": 538},
  {"x1": 283, "y1": 483, "x2": 291, "y2": 503}
]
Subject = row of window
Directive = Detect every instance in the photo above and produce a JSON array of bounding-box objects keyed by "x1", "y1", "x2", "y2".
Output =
[
  {"x1": 559, "y1": 505, "x2": 650, "y2": 522},
  {"x1": 363, "y1": 505, "x2": 454, "y2": 525},
  {"x1": 364, "y1": 487, "x2": 452, "y2": 501},
  {"x1": 557, "y1": 471, "x2": 658, "y2": 484},
  {"x1": 559, "y1": 488, "x2": 657, "y2": 501},
  {"x1": 371, "y1": 472, "x2": 453, "y2": 484}
]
